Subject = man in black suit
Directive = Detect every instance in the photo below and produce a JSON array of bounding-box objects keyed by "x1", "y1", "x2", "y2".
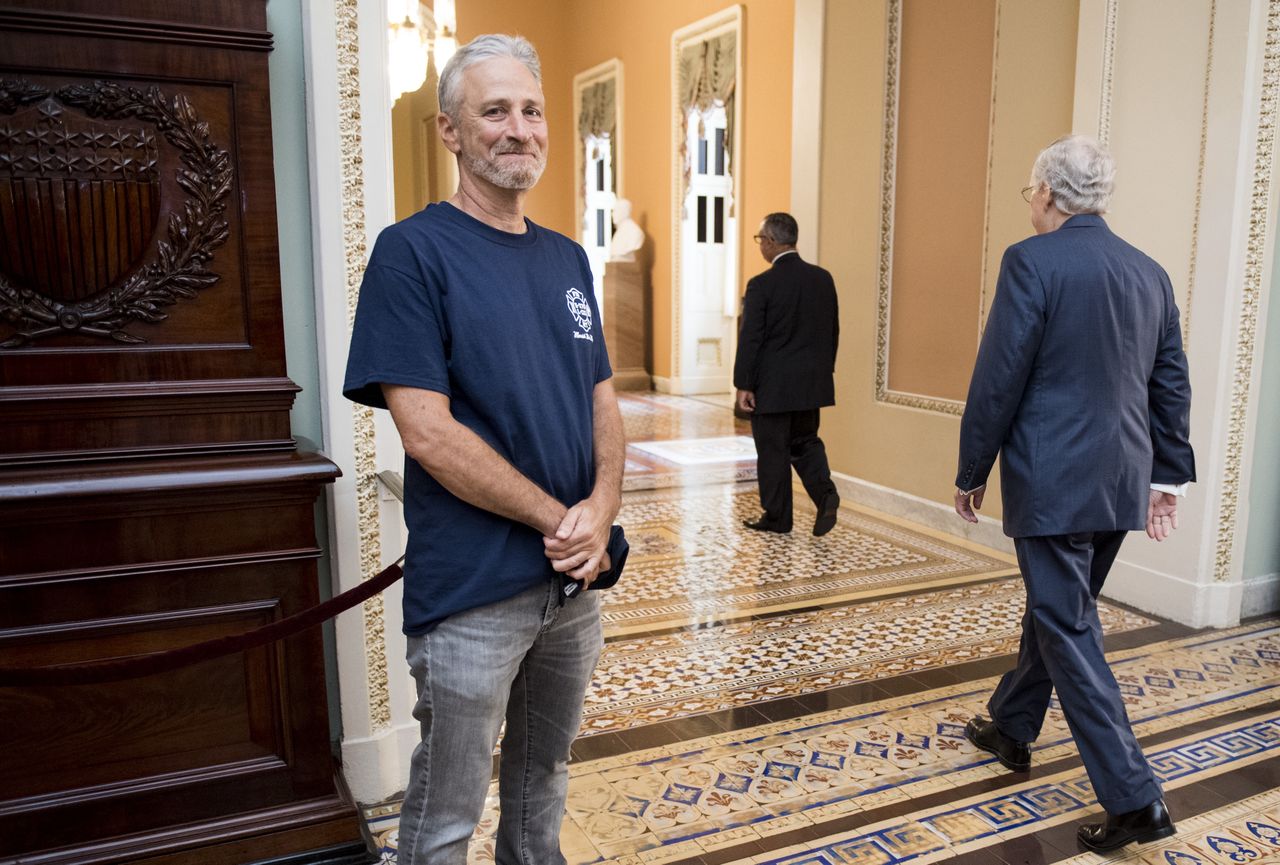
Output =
[
  {"x1": 954, "y1": 135, "x2": 1195, "y2": 853},
  {"x1": 734, "y1": 212, "x2": 840, "y2": 536}
]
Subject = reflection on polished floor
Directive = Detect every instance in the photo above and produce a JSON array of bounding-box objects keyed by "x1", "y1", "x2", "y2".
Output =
[{"x1": 365, "y1": 392, "x2": 1280, "y2": 865}]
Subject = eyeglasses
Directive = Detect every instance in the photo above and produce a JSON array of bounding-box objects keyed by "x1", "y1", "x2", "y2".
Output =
[
  {"x1": 1021, "y1": 185, "x2": 1038, "y2": 203},
  {"x1": 752, "y1": 234, "x2": 765, "y2": 244}
]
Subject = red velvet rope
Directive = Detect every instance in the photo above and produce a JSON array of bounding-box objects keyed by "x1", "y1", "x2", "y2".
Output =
[{"x1": 0, "y1": 559, "x2": 405, "y2": 687}]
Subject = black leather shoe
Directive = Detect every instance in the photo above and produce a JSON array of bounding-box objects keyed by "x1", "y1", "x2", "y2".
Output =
[
  {"x1": 813, "y1": 492, "x2": 840, "y2": 537},
  {"x1": 742, "y1": 517, "x2": 791, "y2": 533},
  {"x1": 1077, "y1": 799, "x2": 1175, "y2": 852},
  {"x1": 965, "y1": 716, "x2": 1031, "y2": 772}
]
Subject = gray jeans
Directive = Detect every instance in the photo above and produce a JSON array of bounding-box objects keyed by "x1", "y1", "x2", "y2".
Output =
[{"x1": 397, "y1": 580, "x2": 603, "y2": 865}]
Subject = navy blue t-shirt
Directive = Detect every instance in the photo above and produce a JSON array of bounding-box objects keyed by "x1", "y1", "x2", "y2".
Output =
[{"x1": 343, "y1": 202, "x2": 611, "y2": 635}]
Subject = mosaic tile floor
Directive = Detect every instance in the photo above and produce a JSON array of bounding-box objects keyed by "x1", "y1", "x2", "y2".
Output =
[
  {"x1": 366, "y1": 624, "x2": 1280, "y2": 863},
  {"x1": 603, "y1": 485, "x2": 1017, "y2": 634},
  {"x1": 746, "y1": 713, "x2": 1280, "y2": 865},
  {"x1": 363, "y1": 393, "x2": 1280, "y2": 865},
  {"x1": 584, "y1": 580, "x2": 1151, "y2": 736},
  {"x1": 620, "y1": 393, "x2": 756, "y2": 491},
  {"x1": 1058, "y1": 786, "x2": 1280, "y2": 864},
  {"x1": 620, "y1": 392, "x2": 747, "y2": 442}
]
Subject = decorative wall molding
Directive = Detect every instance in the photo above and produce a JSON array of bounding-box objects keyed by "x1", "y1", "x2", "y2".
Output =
[
  {"x1": 1213, "y1": 0, "x2": 1280, "y2": 585},
  {"x1": 977, "y1": 0, "x2": 1003, "y2": 332},
  {"x1": 873, "y1": 0, "x2": 976, "y2": 417},
  {"x1": 334, "y1": 0, "x2": 390, "y2": 731},
  {"x1": 1184, "y1": 0, "x2": 1216, "y2": 351},
  {"x1": 1097, "y1": 0, "x2": 1118, "y2": 147}
]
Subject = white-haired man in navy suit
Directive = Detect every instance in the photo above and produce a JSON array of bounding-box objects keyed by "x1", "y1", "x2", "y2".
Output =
[{"x1": 955, "y1": 134, "x2": 1194, "y2": 853}]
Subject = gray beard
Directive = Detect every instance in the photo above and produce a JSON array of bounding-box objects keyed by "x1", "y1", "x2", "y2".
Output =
[{"x1": 462, "y1": 148, "x2": 546, "y2": 190}]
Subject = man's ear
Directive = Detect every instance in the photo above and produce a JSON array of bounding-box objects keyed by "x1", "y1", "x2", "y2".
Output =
[{"x1": 438, "y1": 112, "x2": 461, "y2": 155}]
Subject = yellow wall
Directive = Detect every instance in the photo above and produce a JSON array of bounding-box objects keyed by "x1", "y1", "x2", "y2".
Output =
[
  {"x1": 560, "y1": 1, "x2": 795, "y2": 379},
  {"x1": 414, "y1": 1, "x2": 794, "y2": 379},
  {"x1": 888, "y1": 0, "x2": 995, "y2": 400},
  {"x1": 820, "y1": 0, "x2": 1078, "y2": 516},
  {"x1": 451, "y1": 2, "x2": 578, "y2": 233},
  {"x1": 391, "y1": 70, "x2": 456, "y2": 222}
]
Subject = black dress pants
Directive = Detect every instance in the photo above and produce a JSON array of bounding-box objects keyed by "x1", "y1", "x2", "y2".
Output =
[{"x1": 749, "y1": 408, "x2": 836, "y2": 530}]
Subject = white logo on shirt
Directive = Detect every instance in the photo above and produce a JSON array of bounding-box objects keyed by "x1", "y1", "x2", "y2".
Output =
[{"x1": 566, "y1": 287, "x2": 594, "y2": 341}]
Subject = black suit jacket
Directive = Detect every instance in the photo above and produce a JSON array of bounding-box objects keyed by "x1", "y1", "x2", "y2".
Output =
[
  {"x1": 956, "y1": 214, "x2": 1195, "y2": 538},
  {"x1": 733, "y1": 252, "x2": 839, "y2": 414}
]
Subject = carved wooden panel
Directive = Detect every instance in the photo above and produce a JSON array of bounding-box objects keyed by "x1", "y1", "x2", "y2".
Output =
[
  {"x1": 0, "y1": 0, "x2": 297, "y2": 463},
  {"x1": 0, "y1": 454, "x2": 357, "y2": 864},
  {"x1": 0, "y1": 2, "x2": 364, "y2": 863},
  {"x1": 0, "y1": 77, "x2": 239, "y2": 347},
  {"x1": 0, "y1": 602, "x2": 285, "y2": 803}
]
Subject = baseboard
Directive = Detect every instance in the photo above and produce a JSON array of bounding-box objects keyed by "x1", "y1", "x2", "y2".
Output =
[
  {"x1": 829, "y1": 471, "x2": 1013, "y2": 554},
  {"x1": 1102, "y1": 558, "x2": 1245, "y2": 627},
  {"x1": 1243, "y1": 571, "x2": 1280, "y2": 619},
  {"x1": 45, "y1": 791, "x2": 370, "y2": 865},
  {"x1": 612, "y1": 368, "x2": 653, "y2": 391},
  {"x1": 339, "y1": 722, "x2": 418, "y2": 805},
  {"x1": 248, "y1": 841, "x2": 378, "y2": 865}
]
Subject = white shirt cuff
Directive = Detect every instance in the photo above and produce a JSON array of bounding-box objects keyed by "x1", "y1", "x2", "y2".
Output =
[{"x1": 1151, "y1": 482, "x2": 1189, "y2": 496}]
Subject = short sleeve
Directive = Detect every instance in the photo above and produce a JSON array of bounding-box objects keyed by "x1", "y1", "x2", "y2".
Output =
[
  {"x1": 574, "y1": 244, "x2": 613, "y2": 384},
  {"x1": 343, "y1": 232, "x2": 450, "y2": 410}
]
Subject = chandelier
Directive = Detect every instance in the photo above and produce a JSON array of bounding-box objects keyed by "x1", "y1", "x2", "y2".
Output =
[{"x1": 388, "y1": 0, "x2": 457, "y2": 105}]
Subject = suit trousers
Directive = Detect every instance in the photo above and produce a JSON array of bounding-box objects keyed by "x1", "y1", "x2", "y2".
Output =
[
  {"x1": 750, "y1": 408, "x2": 836, "y2": 530},
  {"x1": 989, "y1": 531, "x2": 1162, "y2": 815}
]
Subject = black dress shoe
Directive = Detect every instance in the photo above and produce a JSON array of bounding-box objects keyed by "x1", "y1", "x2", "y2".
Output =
[
  {"x1": 965, "y1": 716, "x2": 1031, "y2": 772},
  {"x1": 1077, "y1": 798, "x2": 1175, "y2": 852},
  {"x1": 742, "y1": 517, "x2": 791, "y2": 533},
  {"x1": 813, "y1": 492, "x2": 840, "y2": 537}
]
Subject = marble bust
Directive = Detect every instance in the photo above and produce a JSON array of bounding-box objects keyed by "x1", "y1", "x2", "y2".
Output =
[{"x1": 608, "y1": 198, "x2": 645, "y2": 261}]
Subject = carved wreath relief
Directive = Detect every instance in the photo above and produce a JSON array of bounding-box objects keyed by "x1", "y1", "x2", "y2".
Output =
[{"x1": 0, "y1": 79, "x2": 231, "y2": 347}]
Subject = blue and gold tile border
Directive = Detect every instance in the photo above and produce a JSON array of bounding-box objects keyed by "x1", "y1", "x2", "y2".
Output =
[
  {"x1": 754, "y1": 714, "x2": 1280, "y2": 865},
  {"x1": 362, "y1": 622, "x2": 1279, "y2": 864}
]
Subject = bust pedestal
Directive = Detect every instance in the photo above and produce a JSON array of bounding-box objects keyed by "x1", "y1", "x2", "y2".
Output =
[{"x1": 603, "y1": 259, "x2": 651, "y2": 390}]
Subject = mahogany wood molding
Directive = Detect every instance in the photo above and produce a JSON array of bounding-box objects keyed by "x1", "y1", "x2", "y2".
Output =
[
  {"x1": 0, "y1": 2, "x2": 272, "y2": 51},
  {"x1": 0, "y1": 379, "x2": 304, "y2": 464}
]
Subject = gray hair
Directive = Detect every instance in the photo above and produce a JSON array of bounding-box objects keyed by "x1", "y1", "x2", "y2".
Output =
[
  {"x1": 761, "y1": 212, "x2": 799, "y2": 246},
  {"x1": 437, "y1": 34, "x2": 542, "y2": 119},
  {"x1": 1031, "y1": 134, "x2": 1115, "y2": 215}
]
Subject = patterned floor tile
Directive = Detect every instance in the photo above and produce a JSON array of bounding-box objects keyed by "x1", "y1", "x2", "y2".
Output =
[
  {"x1": 602, "y1": 485, "x2": 1017, "y2": 635},
  {"x1": 363, "y1": 623, "x2": 1280, "y2": 865},
  {"x1": 619, "y1": 394, "x2": 756, "y2": 491},
  {"x1": 630, "y1": 436, "x2": 758, "y2": 465},
  {"x1": 1055, "y1": 781, "x2": 1280, "y2": 864},
  {"x1": 748, "y1": 713, "x2": 1280, "y2": 865},
  {"x1": 584, "y1": 579, "x2": 1152, "y2": 735},
  {"x1": 365, "y1": 396, "x2": 1279, "y2": 865},
  {"x1": 620, "y1": 392, "x2": 747, "y2": 442}
]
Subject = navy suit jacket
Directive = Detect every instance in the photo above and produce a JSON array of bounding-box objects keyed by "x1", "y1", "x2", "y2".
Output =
[
  {"x1": 732, "y1": 253, "x2": 839, "y2": 414},
  {"x1": 956, "y1": 214, "x2": 1195, "y2": 538}
]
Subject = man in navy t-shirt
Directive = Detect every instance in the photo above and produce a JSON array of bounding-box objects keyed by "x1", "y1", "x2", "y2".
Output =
[{"x1": 343, "y1": 34, "x2": 623, "y2": 865}]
